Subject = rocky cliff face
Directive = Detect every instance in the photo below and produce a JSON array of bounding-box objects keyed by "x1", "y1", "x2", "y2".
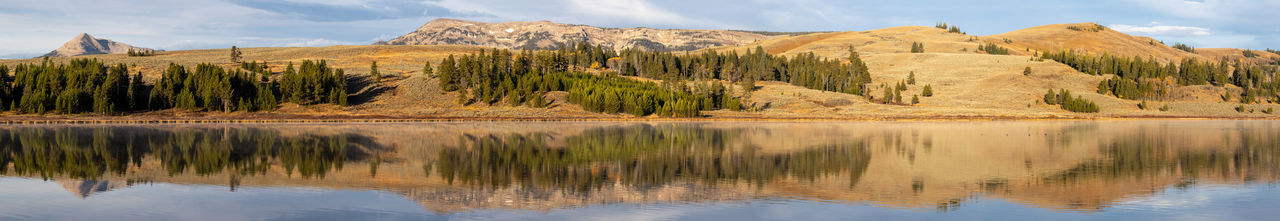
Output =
[
  {"x1": 376, "y1": 18, "x2": 781, "y2": 51},
  {"x1": 42, "y1": 33, "x2": 153, "y2": 58}
]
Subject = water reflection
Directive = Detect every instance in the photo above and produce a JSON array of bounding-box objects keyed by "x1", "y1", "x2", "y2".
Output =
[
  {"x1": 434, "y1": 125, "x2": 871, "y2": 193},
  {"x1": 0, "y1": 126, "x2": 381, "y2": 181},
  {"x1": 0, "y1": 121, "x2": 1278, "y2": 215}
]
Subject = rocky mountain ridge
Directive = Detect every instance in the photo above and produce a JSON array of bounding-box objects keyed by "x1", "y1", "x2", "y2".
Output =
[{"x1": 375, "y1": 18, "x2": 794, "y2": 51}]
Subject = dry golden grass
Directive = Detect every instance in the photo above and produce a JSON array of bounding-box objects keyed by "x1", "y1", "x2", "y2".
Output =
[
  {"x1": 3, "y1": 26, "x2": 1277, "y2": 121},
  {"x1": 1197, "y1": 48, "x2": 1280, "y2": 64},
  {"x1": 986, "y1": 23, "x2": 1202, "y2": 63},
  {"x1": 702, "y1": 23, "x2": 1280, "y2": 119}
]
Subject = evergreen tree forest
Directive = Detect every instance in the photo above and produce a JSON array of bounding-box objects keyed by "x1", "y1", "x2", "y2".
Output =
[
  {"x1": 610, "y1": 45, "x2": 872, "y2": 95},
  {"x1": 978, "y1": 42, "x2": 1010, "y2": 55},
  {"x1": 434, "y1": 42, "x2": 875, "y2": 117},
  {"x1": 1041, "y1": 50, "x2": 1280, "y2": 103},
  {"x1": 1043, "y1": 89, "x2": 1099, "y2": 113},
  {"x1": 0, "y1": 58, "x2": 348, "y2": 115}
]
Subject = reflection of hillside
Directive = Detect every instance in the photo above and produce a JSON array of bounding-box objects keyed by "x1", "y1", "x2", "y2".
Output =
[
  {"x1": 1, "y1": 121, "x2": 1277, "y2": 213},
  {"x1": 435, "y1": 125, "x2": 871, "y2": 193},
  {"x1": 0, "y1": 126, "x2": 384, "y2": 180}
]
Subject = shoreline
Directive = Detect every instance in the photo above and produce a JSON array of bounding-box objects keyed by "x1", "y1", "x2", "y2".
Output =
[{"x1": 2, "y1": 114, "x2": 1275, "y2": 125}]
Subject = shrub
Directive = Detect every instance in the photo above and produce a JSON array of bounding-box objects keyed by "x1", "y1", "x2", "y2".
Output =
[
  {"x1": 1243, "y1": 50, "x2": 1259, "y2": 58},
  {"x1": 1159, "y1": 104, "x2": 1171, "y2": 112},
  {"x1": 1023, "y1": 67, "x2": 1032, "y2": 76}
]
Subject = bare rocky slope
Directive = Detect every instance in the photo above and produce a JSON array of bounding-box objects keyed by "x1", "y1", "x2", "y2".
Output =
[
  {"x1": 42, "y1": 33, "x2": 154, "y2": 58},
  {"x1": 375, "y1": 18, "x2": 792, "y2": 51}
]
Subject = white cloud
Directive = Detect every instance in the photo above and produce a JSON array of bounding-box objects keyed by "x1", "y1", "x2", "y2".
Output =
[
  {"x1": 1111, "y1": 24, "x2": 1211, "y2": 36},
  {"x1": 565, "y1": 0, "x2": 694, "y2": 26}
]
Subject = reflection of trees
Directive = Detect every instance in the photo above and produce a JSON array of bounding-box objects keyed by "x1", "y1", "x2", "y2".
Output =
[
  {"x1": 1043, "y1": 128, "x2": 1280, "y2": 184},
  {"x1": 435, "y1": 124, "x2": 873, "y2": 194},
  {"x1": 0, "y1": 127, "x2": 376, "y2": 180}
]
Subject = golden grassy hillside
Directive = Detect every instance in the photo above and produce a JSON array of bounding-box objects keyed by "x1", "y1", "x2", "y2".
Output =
[
  {"x1": 1197, "y1": 48, "x2": 1280, "y2": 63},
  {"x1": 713, "y1": 26, "x2": 992, "y2": 58},
  {"x1": 986, "y1": 23, "x2": 1202, "y2": 63},
  {"x1": 2, "y1": 23, "x2": 1277, "y2": 120},
  {"x1": 706, "y1": 23, "x2": 1278, "y2": 119}
]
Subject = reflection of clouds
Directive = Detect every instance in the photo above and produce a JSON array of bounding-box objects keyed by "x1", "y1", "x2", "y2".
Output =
[
  {"x1": 0, "y1": 178, "x2": 433, "y2": 220},
  {"x1": 1108, "y1": 184, "x2": 1274, "y2": 220}
]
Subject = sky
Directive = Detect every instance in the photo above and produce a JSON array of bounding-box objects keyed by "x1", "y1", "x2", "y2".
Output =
[{"x1": 1, "y1": 0, "x2": 1277, "y2": 58}]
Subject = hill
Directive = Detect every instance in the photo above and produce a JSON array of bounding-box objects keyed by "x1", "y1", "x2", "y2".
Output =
[
  {"x1": 376, "y1": 18, "x2": 784, "y2": 52},
  {"x1": 705, "y1": 23, "x2": 1279, "y2": 119},
  {"x1": 985, "y1": 23, "x2": 1202, "y2": 63},
  {"x1": 42, "y1": 33, "x2": 155, "y2": 58},
  {"x1": 1, "y1": 22, "x2": 1279, "y2": 121}
]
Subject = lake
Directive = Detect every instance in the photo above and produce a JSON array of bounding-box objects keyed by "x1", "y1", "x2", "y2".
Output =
[{"x1": 0, "y1": 120, "x2": 1277, "y2": 220}]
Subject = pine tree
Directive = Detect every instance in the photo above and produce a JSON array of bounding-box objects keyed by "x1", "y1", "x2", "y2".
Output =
[
  {"x1": 894, "y1": 87, "x2": 903, "y2": 104},
  {"x1": 922, "y1": 84, "x2": 933, "y2": 97},
  {"x1": 422, "y1": 61, "x2": 433, "y2": 78},
  {"x1": 457, "y1": 89, "x2": 469, "y2": 105},
  {"x1": 1043, "y1": 89, "x2": 1057, "y2": 105},
  {"x1": 882, "y1": 87, "x2": 894, "y2": 104},
  {"x1": 230, "y1": 46, "x2": 242, "y2": 63},
  {"x1": 370, "y1": 61, "x2": 381, "y2": 83},
  {"x1": 92, "y1": 87, "x2": 112, "y2": 115},
  {"x1": 907, "y1": 71, "x2": 916, "y2": 84},
  {"x1": 911, "y1": 95, "x2": 920, "y2": 105}
]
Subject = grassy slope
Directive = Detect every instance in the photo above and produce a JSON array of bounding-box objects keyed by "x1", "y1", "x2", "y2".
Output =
[
  {"x1": 2, "y1": 23, "x2": 1278, "y2": 120},
  {"x1": 706, "y1": 23, "x2": 1279, "y2": 118}
]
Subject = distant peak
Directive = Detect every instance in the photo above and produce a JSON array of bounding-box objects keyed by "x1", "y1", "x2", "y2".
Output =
[{"x1": 41, "y1": 33, "x2": 151, "y2": 58}]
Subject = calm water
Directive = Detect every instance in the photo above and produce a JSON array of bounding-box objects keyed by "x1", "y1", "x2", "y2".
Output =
[{"x1": 0, "y1": 121, "x2": 1277, "y2": 220}]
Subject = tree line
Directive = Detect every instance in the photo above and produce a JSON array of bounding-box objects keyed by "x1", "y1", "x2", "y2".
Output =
[
  {"x1": 0, "y1": 58, "x2": 348, "y2": 115},
  {"x1": 1043, "y1": 89, "x2": 1099, "y2": 113},
  {"x1": 434, "y1": 47, "x2": 728, "y2": 117},
  {"x1": 433, "y1": 42, "x2": 876, "y2": 117},
  {"x1": 610, "y1": 45, "x2": 872, "y2": 96},
  {"x1": 1043, "y1": 50, "x2": 1280, "y2": 103},
  {"x1": 978, "y1": 42, "x2": 1010, "y2": 55}
]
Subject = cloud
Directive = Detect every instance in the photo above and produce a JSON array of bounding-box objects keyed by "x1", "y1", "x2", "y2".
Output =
[
  {"x1": 1111, "y1": 24, "x2": 1211, "y2": 36},
  {"x1": 565, "y1": 0, "x2": 696, "y2": 26},
  {"x1": 2, "y1": 0, "x2": 1278, "y2": 55}
]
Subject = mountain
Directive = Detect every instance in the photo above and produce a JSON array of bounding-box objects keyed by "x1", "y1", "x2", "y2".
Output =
[
  {"x1": 42, "y1": 33, "x2": 154, "y2": 58},
  {"x1": 375, "y1": 18, "x2": 792, "y2": 51}
]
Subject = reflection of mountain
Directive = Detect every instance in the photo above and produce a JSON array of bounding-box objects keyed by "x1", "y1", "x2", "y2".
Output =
[
  {"x1": 1, "y1": 121, "x2": 1278, "y2": 212},
  {"x1": 57, "y1": 180, "x2": 127, "y2": 198}
]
